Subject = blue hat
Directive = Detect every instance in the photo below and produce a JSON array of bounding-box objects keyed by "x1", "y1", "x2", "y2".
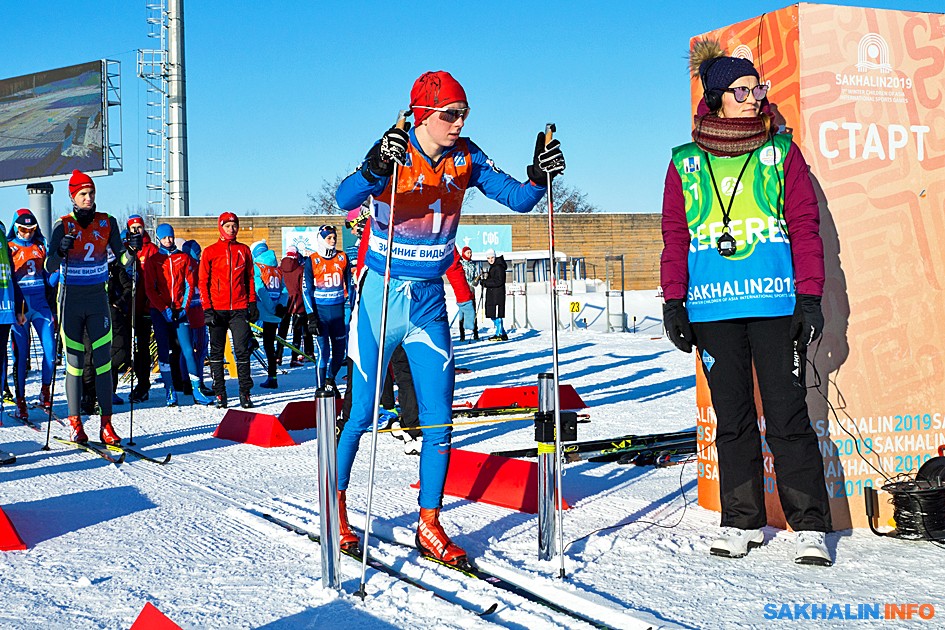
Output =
[
  {"x1": 251, "y1": 240, "x2": 268, "y2": 258},
  {"x1": 156, "y1": 223, "x2": 174, "y2": 240},
  {"x1": 701, "y1": 56, "x2": 759, "y2": 92},
  {"x1": 181, "y1": 239, "x2": 201, "y2": 260}
]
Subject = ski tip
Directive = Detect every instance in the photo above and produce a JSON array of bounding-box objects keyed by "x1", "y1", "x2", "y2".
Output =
[{"x1": 479, "y1": 602, "x2": 499, "y2": 616}]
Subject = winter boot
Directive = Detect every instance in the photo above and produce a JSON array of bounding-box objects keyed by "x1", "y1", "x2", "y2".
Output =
[
  {"x1": 99, "y1": 416, "x2": 121, "y2": 446},
  {"x1": 40, "y1": 384, "x2": 52, "y2": 409},
  {"x1": 794, "y1": 531, "x2": 832, "y2": 566},
  {"x1": 215, "y1": 395, "x2": 228, "y2": 409},
  {"x1": 165, "y1": 388, "x2": 178, "y2": 407},
  {"x1": 239, "y1": 392, "x2": 254, "y2": 409},
  {"x1": 199, "y1": 382, "x2": 215, "y2": 397},
  {"x1": 259, "y1": 377, "x2": 278, "y2": 389},
  {"x1": 325, "y1": 378, "x2": 339, "y2": 398},
  {"x1": 130, "y1": 384, "x2": 150, "y2": 403},
  {"x1": 112, "y1": 393, "x2": 125, "y2": 406},
  {"x1": 190, "y1": 378, "x2": 214, "y2": 405},
  {"x1": 2, "y1": 386, "x2": 13, "y2": 403},
  {"x1": 337, "y1": 490, "x2": 360, "y2": 551},
  {"x1": 160, "y1": 366, "x2": 178, "y2": 407},
  {"x1": 68, "y1": 416, "x2": 89, "y2": 444},
  {"x1": 13, "y1": 398, "x2": 29, "y2": 420},
  {"x1": 416, "y1": 508, "x2": 467, "y2": 565},
  {"x1": 709, "y1": 527, "x2": 764, "y2": 558},
  {"x1": 403, "y1": 434, "x2": 422, "y2": 456},
  {"x1": 289, "y1": 359, "x2": 303, "y2": 368}
]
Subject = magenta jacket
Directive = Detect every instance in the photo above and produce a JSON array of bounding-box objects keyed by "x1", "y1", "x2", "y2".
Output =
[{"x1": 660, "y1": 140, "x2": 824, "y2": 302}]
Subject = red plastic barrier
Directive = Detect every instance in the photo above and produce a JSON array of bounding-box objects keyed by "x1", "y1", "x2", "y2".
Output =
[
  {"x1": 0, "y1": 506, "x2": 27, "y2": 551},
  {"x1": 212, "y1": 410, "x2": 296, "y2": 447},
  {"x1": 412, "y1": 448, "x2": 570, "y2": 514},
  {"x1": 130, "y1": 602, "x2": 183, "y2": 630},
  {"x1": 474, "y1": 385, "x2": 586, "y2": 410},
  {"x1": 279, "y1": 398, "x2": 342, "y2": 431}
]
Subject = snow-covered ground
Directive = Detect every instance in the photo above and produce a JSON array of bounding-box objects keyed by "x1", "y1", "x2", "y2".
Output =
[{"x1": 1, "y1": 293, "x2": 941, "y2": 629}]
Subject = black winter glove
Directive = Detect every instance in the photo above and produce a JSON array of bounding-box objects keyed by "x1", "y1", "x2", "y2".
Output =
[
  {"x1": 307, "y1": 313, "x2": 322, "y2": 336},
  {"x1": 204, "y1": 309, "x2": 218, "y2": 327},
  {"x1": 275, "y1": 304, "x2": 287, "y2": 319},
  {"x1": 247, "y1": 302, "x2": 259, "y2": 322},
  {"x1": 790, "y1": 294, "x2": 824, "y2": 349},
  {"x1": 58, "y1": 233, "x2": 77, "y2": 257},
  {"x1": 526, "y1": 132, "x2": 566, "y2": 185},
  {"x1": 662, "y1": 299, "x2": 694, "y2": 353},
  {"x1": 126, "y1": 232, "x2": 143, "y2": 251},
  {"x1": 364, "y1": 124, "x2": 411, "y2": 181}
]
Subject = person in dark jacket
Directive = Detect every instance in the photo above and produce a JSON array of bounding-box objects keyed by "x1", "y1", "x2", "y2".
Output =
[
  {"x1": 277, "y1": 246, "x2": 312, "y2": 367},
  {"x1": 479, "y1": 248, "x2": 508, "y2": 341},
  {"x1": 660, "y1": 42, "x2": 831, "y2": 566},
  {"x1": 199, "y1": 212, "x2": 258, "y2": 409}
]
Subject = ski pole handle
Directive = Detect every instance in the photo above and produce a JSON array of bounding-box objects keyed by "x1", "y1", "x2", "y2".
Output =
[
  {"x1": 544, "y1": 123, "x2": 556, "y2": 148},
  {"x1": 395, "y1": 109, "x2": 409, "y2": 130}
]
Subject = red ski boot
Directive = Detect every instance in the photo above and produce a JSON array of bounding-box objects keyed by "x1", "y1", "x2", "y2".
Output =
[
  {"x1": 416, "y1": 508, "x2": 468, "y2": 566},
  {"x1": 338, "y1": 490, "x2": 360, "y2": 551},
  {"x1": 12, "y1": 398, "x2": 28, "y2": 420},
  {"x1": 69, "y1": 416, "x2": 89, "y2": 444},
  {"x1": 100, "y1": 416, "x2": 122, "y2": 445},
  {"x1": 40, "y1": 384, "x2": 52, "y2": 409}
]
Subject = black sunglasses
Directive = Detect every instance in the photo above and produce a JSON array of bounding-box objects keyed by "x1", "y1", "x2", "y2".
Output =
[{"x1": 723, "y1": 84, "x2": 769, "y2": 103}]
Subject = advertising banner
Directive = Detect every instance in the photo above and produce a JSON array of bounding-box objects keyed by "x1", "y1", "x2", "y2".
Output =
[
  {"x1": 455, "y1": 224, "x2": 512, "y2": 256},
  {"x1": 691, "y1": 4, "x2": 945, "y2": 529},
  {"x1": 0, "y1": 61, "x2": 106, "y2": 186}
]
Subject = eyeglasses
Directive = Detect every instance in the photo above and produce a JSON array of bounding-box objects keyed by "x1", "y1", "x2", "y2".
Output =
[
  {"x1": 415, "y1": 106, "x2": 470, "y2": 124},
  {"x1": 724, "y1": 84, "x2": 769, "y2": 103}
]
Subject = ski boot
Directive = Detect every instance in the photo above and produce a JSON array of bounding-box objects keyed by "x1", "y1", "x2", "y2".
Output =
[
  {"x1": 68, "y1": 416, "x2": 89, "y2": 444},
  {"x1": 259, "y1": 377, "x2": 278, "y2": 390},
  {"x1": 199, "y1": 383, "x2": 215, "y2": 397},
  {"x1": 338, "y1": 490, "x2": 360, "y2": 551},
  {"x1": 403, "y1": 434, "x2": 422, "y2": 456},
  {"x1": 12, "y1": 398, "x2": 29, "y2": 420},
  {"x1": 100, "y1": 416, "x2": 121, "y2": 446},
  {"x1": 239, "y1": 392, "x2": 254, "y2": 409},
  {"x1": 130, "y1": 385, "x2": 150, "y2": 403},
  {"x1": 2, "y1": 386, "x2": 13, "y2": 403},
  {"x1": 190, "y1": 378, "x2": 214, "y2": 405},
  {"x1": 112, "y1": 393, "x2": 125, "y2": 406},
  {"x1": 324, "y1": 377, "x2": 338, "y2": 397},
  {"x1": 165, "y1": 388, "x2": 179, "y2": 407},
  {"x1": 289, "y1": 359, "x2": 303, "y2": 368},
  {"x1": 215, "y1": 395, "x2": 228, "y2": 409},
  {"x1": 40, "y1": 384, "x2": 52, "y2": 410},
  {"x1": 416, "y1": 508, "x2": 468, "y2": 566}
]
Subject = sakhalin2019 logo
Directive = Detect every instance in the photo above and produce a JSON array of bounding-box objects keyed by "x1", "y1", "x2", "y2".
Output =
[{"x1": 856, "y1": 33, "x2": 892, "y2": 73}]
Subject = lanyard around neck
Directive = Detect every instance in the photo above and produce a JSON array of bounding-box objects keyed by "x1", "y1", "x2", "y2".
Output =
[{"x1": 703, "y1": 149, "x2": 755, "y2": 232}]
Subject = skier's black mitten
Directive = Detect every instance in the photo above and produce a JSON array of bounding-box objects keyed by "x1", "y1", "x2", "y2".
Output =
[
  {"x1": 58, "y1": 233, "x2": 77, "y2": 257},
  {"x1": 662, "y1": 299, "x2": 694, "y2": 353},
  {"x1": 364, "y1": 125, "x2": 411, "y2": 181},
  {"x1": 204, "y1": 309, "x2": 218, "y2": 327},
  {"x1": 526, "y1": 132, "x2": 566, "y2": 185},
  {"x1": 789, "y1": 294, "x2": 824, "y2": 348},
  {"x1": 247, "y1": 302, "x2": 259, "y2": 322},
  {"x1": 307, "y1": 313, "x2": 321, "y2": 336},
  {"x1": 126, "y1": 232, "x2": 143, "y2": 251}
]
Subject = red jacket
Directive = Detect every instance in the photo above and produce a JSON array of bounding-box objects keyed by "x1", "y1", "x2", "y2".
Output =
[
  {"x1": 132, "y1": 239, "x2": 160, "y2": 312},
  {"x1": 279, "y1": 255, "x2": 306, "y2": 314},
  {"x1": 199, "y1": 239, "x2": 256, "y2": 311},
  {"x1": 144, "y1": 248, "x2": 196, "y2": 312}
]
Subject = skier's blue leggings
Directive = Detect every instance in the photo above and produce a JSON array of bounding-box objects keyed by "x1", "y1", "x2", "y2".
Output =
[
  {"x1": 151, "y1": 309, "x2": 201, "y2": 383},
  {"x1": 338, "y1": 270, "x2": 454, "y2": 509},
  {"x1": 314, "y1": 302, "x2": 347, "y2": 381},
  {"x1": 12, "y1": 295, "x2": 56, "y2": 396}
]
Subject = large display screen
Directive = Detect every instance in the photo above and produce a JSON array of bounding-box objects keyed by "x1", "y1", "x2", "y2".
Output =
[{"x1": 0, "y1": 61, "x2": 106, "y2": 186}]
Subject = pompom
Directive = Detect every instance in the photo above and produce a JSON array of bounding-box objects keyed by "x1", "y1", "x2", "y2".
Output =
[{"x1": 689, "y1": 39, "x2": 726, "y2": 78}]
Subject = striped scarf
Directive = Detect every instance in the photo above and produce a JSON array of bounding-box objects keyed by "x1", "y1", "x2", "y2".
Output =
[{"x1": 692, "y1": 114, "x2": 772, "y2": 157}]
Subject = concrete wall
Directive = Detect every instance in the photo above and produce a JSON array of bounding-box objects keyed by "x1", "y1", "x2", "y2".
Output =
[{"x1": 161, "y1": 212, "x2": 662, "y2": 291}]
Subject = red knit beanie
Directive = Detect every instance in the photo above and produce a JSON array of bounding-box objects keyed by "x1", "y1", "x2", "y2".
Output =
[
  {"x1": 68, "y1": 170, "x2": 95, "y2": 198},
  {"x1": 410, "y1": 71, "x2": 467, "y2": 126},
  {"x1": 218, "y1": 211, "x2": 239, "y2": 241}
]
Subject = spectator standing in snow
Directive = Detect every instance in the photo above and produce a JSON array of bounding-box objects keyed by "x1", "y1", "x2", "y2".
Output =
[
  {"x1": 251, "y1": 240, "x2": 288, "y2": 389},
  {"x1": 660, "y1": 42, "x2": 831, "y2": 566},
  {"x1": 277, "y1": 246, "x2": 312, "y2": 368},
  {"x1": 457, "y1": 246, "x2": 479, "y2": 341},
  {"x1": 199, "y1": 212, "x2": 258, "y2": 409},
  {"x1": 479, "y1": 248, "x2": 508, "y2": 341},
  {"x1": 125, "y1": 215, "x2": 160, "y2": 403},
  {"x1": 333, "y1": 69, "x2": 563, "y2": 563}
]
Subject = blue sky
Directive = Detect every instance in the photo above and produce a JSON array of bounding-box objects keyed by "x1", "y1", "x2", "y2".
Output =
[{"x1": 1, "y1": 0, "x2": 941, "y2": 220}]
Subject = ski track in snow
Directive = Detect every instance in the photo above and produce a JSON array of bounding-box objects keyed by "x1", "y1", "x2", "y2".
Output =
[{"x1": 1, "y1": 293, "x2": 942, "y2": 628}]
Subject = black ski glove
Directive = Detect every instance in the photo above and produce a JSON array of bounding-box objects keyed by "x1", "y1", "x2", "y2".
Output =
[
  {"x1": 306, "y1": 313, "x2": 322, "y2": 336},
  {"x1": 247, "y1": 302, "x2": 259, "y2": 322},
  {"x1": 204, "y1": 309, "x2": 218, "y2": 327},
  {"x1": 363, "y1": 124, "x2": 411, "y2": 182},
  {"x1": 126, "y1": 232, "x2": 143, "y2": 251},
  {"x1": 58, "y1": 233, "x2": 77, "y2": 257},
  {"x1": 790, "y1": 294, "x2": 824, "y2": 349},
  {"x1": 663, "y1": 299, "x2": 694, "y2": 353},
  {"x1": 526, "y1": 132, "x2": 566, "y2": 185},
  {"x1": 275, "y1": 304, "x2": 287, "y2": 319}
]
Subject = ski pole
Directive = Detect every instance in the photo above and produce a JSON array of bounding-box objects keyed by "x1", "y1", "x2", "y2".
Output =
[
  {"x1": 44, "y1": 239, "x2": 71, "y2": 451},
  {"x1": 358, "y1": 109, "x2": 408, "y2": 600},
  {"x1": 543, "y1": 123, "x2": 567, "y2": 580},
  {"x1": 128, "y1": 252, "x2": 138, "y2": 446}
]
